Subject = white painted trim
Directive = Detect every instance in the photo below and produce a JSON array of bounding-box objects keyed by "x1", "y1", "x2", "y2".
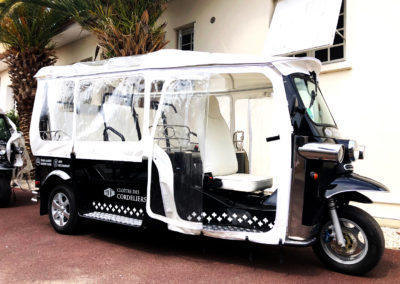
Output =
[{"x1": 43, "y1": 170, "x2": 71, "y2": 185}]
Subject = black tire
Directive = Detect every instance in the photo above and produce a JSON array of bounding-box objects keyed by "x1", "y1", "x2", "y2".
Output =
[
  {"x1": 312, "y1": 205, "x2": 385, "y2": 275},
  {"x1": 48, "y1": 184, "x2": 80, "y2": 234},
  {"x1": 0, "y1": 176, "x2": 11, "y2": 207}
]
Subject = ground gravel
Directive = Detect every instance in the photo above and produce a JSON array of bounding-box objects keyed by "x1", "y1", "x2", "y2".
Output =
[{"x1": 382, "y1": 227, "x2": 400, "y2": 250}]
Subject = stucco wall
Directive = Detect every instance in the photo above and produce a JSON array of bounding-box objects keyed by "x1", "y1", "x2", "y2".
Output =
[
  {"x1": 55, "y1": 34, "x2": 98, "y2": 66},
  {"x1": 0, "y1": 70, "x2": 13, "y2": 112},
  {"x1": 160, "y1": 0, "x2": 275, "y2": 55},
  {"x1": 319, "y1": 0, "x2": 400, "y2": 201}
]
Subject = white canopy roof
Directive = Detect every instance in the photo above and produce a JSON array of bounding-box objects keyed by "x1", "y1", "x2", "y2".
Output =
[{"x1": 35, "y1": 49, "x2": 321, "y2": 79}]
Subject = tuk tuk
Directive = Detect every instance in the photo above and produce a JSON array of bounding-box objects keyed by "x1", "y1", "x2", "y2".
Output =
[{"x1": 30, "y1": 50, "x2": 387, "y2": 275}]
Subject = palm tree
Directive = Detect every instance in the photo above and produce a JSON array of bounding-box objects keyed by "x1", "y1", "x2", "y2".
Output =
[
  {"x1": 65, "y1": 0, "x2": 170, "y2": 58},
  {"x1": 0, "y1": 0, "x2": 169, "y2": 159},
  {"x1": 0, "y1": 3, "x2": 69, "y2": 159},
  {"x1": 1, "y1": 0, "x2": 170, "y2": 58}
]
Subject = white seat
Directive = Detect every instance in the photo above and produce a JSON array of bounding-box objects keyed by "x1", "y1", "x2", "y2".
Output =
[
  {"x1": 214, "y1": 173, "x2": 273, "y2": 192},
  {"x1": 201, "y1": 96, "x2": 272, "y2": 193}
]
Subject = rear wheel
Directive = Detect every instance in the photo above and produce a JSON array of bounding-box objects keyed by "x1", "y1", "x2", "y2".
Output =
[
  {"x1": 0, "y1": 176, "x2": 11, "y2": 207},
  {"x1": 313, "y1": 205, "x2": 385, "y2": 275},
  {"x1": 48, "y1": 184, "x2": 80, "y2": 234}
]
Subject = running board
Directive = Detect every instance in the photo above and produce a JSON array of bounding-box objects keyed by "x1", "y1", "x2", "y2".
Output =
[
  {"x1": 82, "y1": 211, "x2": 143, "y2": 227},
  {"x1": 203, "y1": 224, "x2": 264, "y2": 233}
]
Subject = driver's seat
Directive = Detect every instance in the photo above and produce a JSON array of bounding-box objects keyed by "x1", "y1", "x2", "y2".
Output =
[{"x1": 201, "y1": 96, "x2": 272, "y2": 192}]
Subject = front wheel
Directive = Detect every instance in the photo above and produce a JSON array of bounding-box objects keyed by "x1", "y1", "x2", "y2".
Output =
[
  {"x1": 313, "y1": 205, "x2": 385, "y2": 275},
  {"x1": 48, "y1": 184, "x2": 80, "y2": 234}
]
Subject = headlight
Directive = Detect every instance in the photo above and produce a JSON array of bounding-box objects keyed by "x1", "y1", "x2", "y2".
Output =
[
  {"x1": 0, "y1": 144, "x2": 6, "y2": 156},
  {"x1": 298, "y1": 143, "x2": 344, "y2": 163},
  {"x1": 348, "y1": 140, "x2": 359, "y2": 161}
]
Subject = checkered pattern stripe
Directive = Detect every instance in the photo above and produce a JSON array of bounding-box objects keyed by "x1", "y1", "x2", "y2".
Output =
[
  {"x1": 203, "y1": 225, "x2": 262, "y2": 233},
  {"x1": 92, "y1": 201, "x2": 144, "y2": 218},
  {"x1": 187, "y1": 211, "x2": 274, "y2": 231},
  {"x1": 83, "y1": 212, "x2": 142, "y2": 227}
]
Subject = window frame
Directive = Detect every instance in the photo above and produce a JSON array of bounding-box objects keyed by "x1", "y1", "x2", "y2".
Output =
[
  {"x1": 176, "y1": 23, "x2": 195, "y2": 51},
  {"x1": 286, "y1": 0, "x2": 346, "y2": 65}
]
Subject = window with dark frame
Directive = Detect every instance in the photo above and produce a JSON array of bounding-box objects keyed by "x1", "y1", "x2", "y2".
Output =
[
  {"x1": 288, "y1": 0, "x2": 345, "y2": 64},
  {"x1": 177, "y1": 25, "x2": 194, "y2": 51}
]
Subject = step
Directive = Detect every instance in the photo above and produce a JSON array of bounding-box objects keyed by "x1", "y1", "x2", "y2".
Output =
[
  {"x1": 82, "y1": 211, "x2": 143, "y2": 227},
  {"x1": 203, "y1": 224, "x2": 264, "y2": 233}
]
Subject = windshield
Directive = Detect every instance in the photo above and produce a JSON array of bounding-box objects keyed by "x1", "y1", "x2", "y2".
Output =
[{"x1": 293, "y1": 76, "x2": 336, "y2": 127}]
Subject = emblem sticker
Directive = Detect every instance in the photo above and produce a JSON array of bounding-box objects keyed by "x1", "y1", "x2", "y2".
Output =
[{"x1": 104, "y1": 188, "x2": 116, "y2": 198}]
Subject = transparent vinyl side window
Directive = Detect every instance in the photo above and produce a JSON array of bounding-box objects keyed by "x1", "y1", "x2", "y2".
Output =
[
  {"x1": 76, "y1": 76, "x2": 145, "y2": 142},
  {"x1": 150, "y1": 79, "x2": 207, "y2": 152},
  {"x1": 39, "y1": 80, "x2": 74, "y2": 141}
]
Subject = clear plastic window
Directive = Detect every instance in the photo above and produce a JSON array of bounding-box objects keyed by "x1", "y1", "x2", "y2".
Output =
[
  {"x1": 151, "y1": 79, "x2": 207, "y2": 152},
  {"x1": 39, "y1": 80, "x2": 74, "y2": 141},
  {"x1": 76, "y1": 76, "x2": 145, "y2": 142}
]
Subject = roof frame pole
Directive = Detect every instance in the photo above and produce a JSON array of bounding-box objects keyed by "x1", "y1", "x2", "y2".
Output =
[
  {"x1": 143, "y1": 74, "x2": 151, "y2": 141},
  {"x1": 71, "y1": 79, "x2": 79, "y2": 153},
  {"x1": 248, "y1": 99, "x2": 253, "y2": 173}
]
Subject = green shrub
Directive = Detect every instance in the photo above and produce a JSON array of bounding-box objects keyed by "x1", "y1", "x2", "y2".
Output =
[{"x1": 6, "y1": 109, "x2": 19, "y2": 131}]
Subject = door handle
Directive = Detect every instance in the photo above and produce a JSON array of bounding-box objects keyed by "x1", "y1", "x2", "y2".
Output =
[{"x1": 266, "y1": 135, "x2": 280, "y2": 142}]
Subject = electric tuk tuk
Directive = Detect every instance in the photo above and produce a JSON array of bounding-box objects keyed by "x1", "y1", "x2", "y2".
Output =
[
  {"x1": 0, "y1": 111, "x2": 33, "y2": 207},
  {"x1": 30, "y1": 50, "x2": 387, "y2": 275}
]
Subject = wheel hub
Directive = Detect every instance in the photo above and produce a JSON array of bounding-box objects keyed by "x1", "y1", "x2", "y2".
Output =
[
  {"x1": 51, "y1": 192, "x2": 70, "y2": 227},
  {"x1": 320, "y1": 218, "x2": 368, "y2": 264}
]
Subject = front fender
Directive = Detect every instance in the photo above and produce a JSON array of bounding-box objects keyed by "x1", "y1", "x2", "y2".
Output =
[
  {"x1": 42, "y1": 170, "x2": 71, "y2": 186},
  {"x1": 39, "y1": 170, "x2": 72, "y2": 215},
  {"x1": 324, "y1": 173, "x2": 389, "y2": 202}
]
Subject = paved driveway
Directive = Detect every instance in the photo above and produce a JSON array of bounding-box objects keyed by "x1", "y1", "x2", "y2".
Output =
[{"x1": 1, "y1": 190, "x2": 399, "y2": 283}]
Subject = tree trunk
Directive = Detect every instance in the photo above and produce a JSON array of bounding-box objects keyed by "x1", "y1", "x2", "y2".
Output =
[
  {"x1": 16, "y1": 105, "x2": 34, "y2": 162},
  {"x1": 3, "y1": 47, "x2": 57, "y2": 170}
]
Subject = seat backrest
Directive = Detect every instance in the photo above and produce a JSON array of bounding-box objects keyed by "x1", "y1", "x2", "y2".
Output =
[
  {"x1": 103, "y1": 103, "x2": 139, "y2": 141},
  {"x1": 76, "y1": 109, "x2": 104, "y2": 141},
  {"x1": 202, "y1": 96, "x2": 238, "y2": 176}
]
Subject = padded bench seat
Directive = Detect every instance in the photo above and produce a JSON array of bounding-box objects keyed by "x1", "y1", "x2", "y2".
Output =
[{"x1": 214, "y1": 173, "x2": 273, "y2": 193}]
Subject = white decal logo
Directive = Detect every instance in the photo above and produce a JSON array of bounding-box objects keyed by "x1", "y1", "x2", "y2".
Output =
[{"x1": 104, "y1": 188, "x2": 116, "y2": 198}]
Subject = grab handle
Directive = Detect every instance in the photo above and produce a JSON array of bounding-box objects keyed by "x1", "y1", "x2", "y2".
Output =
[{"x1": 266, "y1": 135, "x2": 280, "y2": 142}]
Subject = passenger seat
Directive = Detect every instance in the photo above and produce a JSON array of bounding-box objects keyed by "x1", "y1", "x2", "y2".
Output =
[{"x1": 201, "y1": 96, "x2": 272, "y2": 192}]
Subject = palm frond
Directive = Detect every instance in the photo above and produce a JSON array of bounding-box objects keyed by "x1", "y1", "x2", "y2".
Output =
[{"x1": 1, "y1": 0, "x2": 170, "y2": 58}]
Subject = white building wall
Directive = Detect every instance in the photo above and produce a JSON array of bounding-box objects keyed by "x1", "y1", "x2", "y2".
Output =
[
  {"x1": 160, "y1": 0, "x2": 275, "y2": 55},
  {"x1": 319, "y1": 0, "x2": 400, "y2": 202},
  {"x1": 0, "y1": 70, "x2": 13, "y2": 112},
  {"x1": 55, "y1": 34, "x2": 98, "y2": 66}
]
